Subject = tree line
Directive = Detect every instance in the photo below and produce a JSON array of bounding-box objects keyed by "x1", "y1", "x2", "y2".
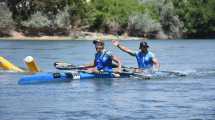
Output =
[{"x1": 0, "y1": 0, "x2": 214, "y2": 39}]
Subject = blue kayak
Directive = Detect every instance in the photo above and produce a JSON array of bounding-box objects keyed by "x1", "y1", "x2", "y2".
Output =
[{"x1": 18, "y1": 71, "x2": 133, "y2": 85}]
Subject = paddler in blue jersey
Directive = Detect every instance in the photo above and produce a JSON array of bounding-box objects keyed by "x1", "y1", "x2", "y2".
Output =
[
  {"x1": 84, "y1": 40, "x2": 122, "y2": 77},
  {"x1": 112, "y1": 40, "x2": 160, "y2": 72}
]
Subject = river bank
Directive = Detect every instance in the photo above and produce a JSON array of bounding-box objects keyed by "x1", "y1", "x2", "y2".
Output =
[{"x1": 0, "y1": 31, "x2": 142, "y2": 41}]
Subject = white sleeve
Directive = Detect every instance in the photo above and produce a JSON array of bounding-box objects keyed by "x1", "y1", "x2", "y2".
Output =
[
  {"x1": 106, "y1": 50, "x2": 113, "y2": 57},
  {"x1": 150, "y1": 52, "x2": 155, "y2": 58}
]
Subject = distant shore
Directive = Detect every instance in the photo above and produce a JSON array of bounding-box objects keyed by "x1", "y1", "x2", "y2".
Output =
[{"x1": 0, "y1": 31, "x2": 142, "y2": 41}]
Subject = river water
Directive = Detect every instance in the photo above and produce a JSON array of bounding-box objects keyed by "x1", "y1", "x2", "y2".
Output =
[{"x1": 0, "y1": 39, "x2": 215, "y2": 120}]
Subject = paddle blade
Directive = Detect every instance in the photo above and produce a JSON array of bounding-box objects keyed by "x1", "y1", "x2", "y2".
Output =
[{"x1": 54, "y1": 62, "x2": 76, "y2": 70}]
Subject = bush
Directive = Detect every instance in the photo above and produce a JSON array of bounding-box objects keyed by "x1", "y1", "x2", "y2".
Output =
[
  {"x1": 128, "y1": 13, "x2": 161, "y2": 36},
  {"x1": 68, "y1": 0, "x2": 93, "y2": 29},
  {"x1": 21, "y1": 11, "x2": 51, "y2": 29},
  {"x1": 140, "y1": 0, "x2": 183, "y2": 38},
  {"x1": 21, "y1": 10, "x2": 72, "y2": 36},
  {"x1": 21, "y1": 11, "x2": 53, "y2": 36},
  {"x1": 159, "y1": 1, "x2": 183, "y2": 38},
  {"x1": 55, "y1": 6, "x2": 71, "y2": 29},
  {"x1": 90, "y1": 0, "x2": 145, "y2": 34},
  {"x1": 172, "y1": 0, "x2": 215, "y2": 37},
  {"x1": 0, "y1": 2, "x2": 14, "y2": 36}
]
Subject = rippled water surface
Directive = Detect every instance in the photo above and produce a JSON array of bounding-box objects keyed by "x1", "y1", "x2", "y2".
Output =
[{"x1": 0, "y1": 39, "x2": 215, "y2": 120}]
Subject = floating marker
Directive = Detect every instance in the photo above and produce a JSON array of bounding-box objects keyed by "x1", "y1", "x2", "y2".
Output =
[
  {"x1": 0, "y1": 56, "x2": 24, "y2": 72},
  {"x1": 24, "y1": 56, "x2": 40, "y2": 74}
]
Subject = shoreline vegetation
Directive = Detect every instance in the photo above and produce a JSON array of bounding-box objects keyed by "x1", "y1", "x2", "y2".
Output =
[{"x1": 1, "y1": 0, "x2": 215, "y2": 40}]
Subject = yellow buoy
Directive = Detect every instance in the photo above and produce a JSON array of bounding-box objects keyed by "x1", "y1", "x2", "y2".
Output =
[
  {"x1": 24, "y1": 56, "x2": 40, "y2": 74},
  {"x1": 0, "y1": 56, "x2": 24, "y2": 72}
]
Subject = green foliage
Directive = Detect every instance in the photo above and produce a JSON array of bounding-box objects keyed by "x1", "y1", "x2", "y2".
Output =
[
  {"x1": 3, "y1": 0, "x2": 215, "y2": 38},
  {"x1": 0, "y1": 2, "x2": 14, "y2": 35},
  {"x1": 172, "y1": 0, "x2": 215, "y2": 35},
  {"x1": 159, "y1": 1, "x2": 183, "y2": 38},
  {"x1": 128, "y1": 13, "x2": 161, "y2": 36},
  {"x1": 90, "y1": 0, "x2": 145, "y2": 33},
  {"x1": 31, "y1": 0, "x2": 66, "y2": 13},
  {"x1": 67, "y1": 0, "x2": 93, "y2": 28},
  {"x1": 142, "y1": 0, "x2": 183, "y2": 38},
  {"x1": 21, "y1": 11, "x2": 51, "y2": 29},
  {"x1": 6, "y1": 0, "x2": 66, "y2": 24},
  {"x1": 6, "y1": 0, "x2": 33, "y2": 22},
  {"x1": 55, "y1": 6, "x2": 71, "y2": 29}
]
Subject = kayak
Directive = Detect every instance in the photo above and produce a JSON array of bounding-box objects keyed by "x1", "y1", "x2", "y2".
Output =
[
  {"x1": 18, "y1": 71, "x2": 134, "y2": 85},
  {"x1": 18, "y1": 70, "x2": 186, "y2": 85}
]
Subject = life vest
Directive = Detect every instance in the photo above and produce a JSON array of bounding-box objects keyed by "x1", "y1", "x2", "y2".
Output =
[
  {"x1": 135, "y1": 51, "x2": 154, "y2": 69},
  {"x1": 95, "y1": 50, "x2": 112, "y2": 72}
]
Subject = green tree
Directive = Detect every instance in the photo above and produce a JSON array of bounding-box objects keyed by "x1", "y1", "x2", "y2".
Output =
[
  {"x1": 6, "y1": 0, "x2": 66, "y2": 24},
  {"x1": 90, "y1": 0, "x2": 145, "y2": 34},
  {"x1": 67, "y1": 0, "x2": 93, "y2": 29},
  {"x1": 172, "y1": 0, "x2": 215, "y2": 37}
]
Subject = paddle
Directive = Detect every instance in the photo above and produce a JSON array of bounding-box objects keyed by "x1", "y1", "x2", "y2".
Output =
[
  {"x1": 121, "y1": 65, "x2": 186, "y2": 77},
  {"x1": 54, "y1": 62, "x2": 94, "y2": 70},
  {"x1": 54, "y1": 62, "x2": 152, "y2": 79},
  {"x1": 160, "y1": 70, "x2": 186, "y2": 77},
  {"x1": 54, "y1": 62, "x2": 120, "y2": 70},
  {"x1": 55, "y1": 61, "x2": 186, "y2": 77}
]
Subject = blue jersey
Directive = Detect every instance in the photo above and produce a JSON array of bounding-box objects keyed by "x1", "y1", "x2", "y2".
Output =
[
  {"x1": 95, "y1": 50, "x2": 113, "y2": 72},
  {"x1": 135, "y1": 51, "x2": 155, "y2": 69}
]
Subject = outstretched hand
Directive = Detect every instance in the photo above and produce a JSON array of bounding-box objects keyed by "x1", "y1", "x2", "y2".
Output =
[{"x1": 112, "y1": 40, "x2": 120, "y2": 47}]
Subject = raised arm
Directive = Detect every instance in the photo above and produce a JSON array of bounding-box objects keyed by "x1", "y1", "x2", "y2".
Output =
[{"x1": 112, "y1": 40, "x2": 136, "y2": 56}]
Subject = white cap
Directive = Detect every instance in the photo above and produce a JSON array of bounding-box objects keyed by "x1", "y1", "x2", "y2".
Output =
[{"x1": 24, "y1": 56, "x2": 34, "y2": 63}]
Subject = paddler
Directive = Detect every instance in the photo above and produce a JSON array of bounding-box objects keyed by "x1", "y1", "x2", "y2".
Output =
[
  {"x1": 83, "y1": 40, "x2": 122, "y2": 77},
  {"x1": 112, "y1": 40, "x2": 160, "y2": 72}
]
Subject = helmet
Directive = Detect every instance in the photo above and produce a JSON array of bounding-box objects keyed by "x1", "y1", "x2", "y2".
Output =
[
  {"x1": 93, "y1": 40, "x2": 104, "y2": 46},
  {"x1": 139, "y1": 41, "x2": 149, "y2": 49}
]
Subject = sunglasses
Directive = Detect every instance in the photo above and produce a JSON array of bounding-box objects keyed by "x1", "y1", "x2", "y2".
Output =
[
  {"x1": 96, "y1": 46, "x2": 104, "y2": 50},
  {"x1": 139, "y1": 45, "x2": 148, "y2": 49}
]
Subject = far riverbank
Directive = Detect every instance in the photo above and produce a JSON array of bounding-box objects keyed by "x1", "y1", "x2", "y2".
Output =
[{"x1": 0, "y1": 31, "x2": 142, "y2": 41}]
